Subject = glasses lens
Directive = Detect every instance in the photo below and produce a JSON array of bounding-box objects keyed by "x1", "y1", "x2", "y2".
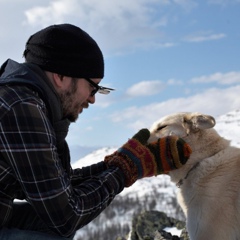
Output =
[
  {"x1": 98, "y1": 88, "x2": 110, "y2": 95},
  {"x1": 84, "y1": 78, "x2": 115, "y2": 96},
  {"x1": 98, "y1": 86, "x2": 115, "y2": 95}
]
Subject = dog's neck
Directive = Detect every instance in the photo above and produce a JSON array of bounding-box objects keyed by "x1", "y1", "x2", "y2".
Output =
[
  {"x1": 176, "y1": 161, "x2": 201, "y2": 188},
  {"x1": 190, "y1": 132, "x2": 230, "y2": 159},
  {"x1": 170, "y1": 134, "x2": 230, "y2": 185}
]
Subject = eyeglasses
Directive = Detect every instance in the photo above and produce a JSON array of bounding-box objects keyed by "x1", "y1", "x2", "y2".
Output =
[{"x1": 84, "y1": 78, "x2": 115, "y2": 96}]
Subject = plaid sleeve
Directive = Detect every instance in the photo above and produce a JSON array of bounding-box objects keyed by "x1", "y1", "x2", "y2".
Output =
[
  {"x1": 0, "y1": 100, "x2": 125, "y2": 237},
  {"x1": 71, "y1": 161, "x2": 108, "y2": 186}
]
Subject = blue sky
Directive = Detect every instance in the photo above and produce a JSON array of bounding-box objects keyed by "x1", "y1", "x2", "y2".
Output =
[{"x1": 0, "y1": 0, "x2": 240, "y2": 161}]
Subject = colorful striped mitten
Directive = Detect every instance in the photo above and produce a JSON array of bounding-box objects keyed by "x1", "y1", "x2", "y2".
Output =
[{"x1": 104, "y1": 129, "x2": 192, "y2": 187}]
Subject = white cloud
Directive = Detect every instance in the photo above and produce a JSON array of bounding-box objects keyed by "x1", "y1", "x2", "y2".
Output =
[
  {"x1": 110, "y1": 85, "x2": 240, "y2": 130},
  {"x1": 22, "y1": 0, "x2": 197, "y2": 55},
  {"x1": 24, "y1": 0, "x2": 78, "y2": 26},
  {"x1": 126, "y1": 80, "x2": 166, "y2": 97},
  {"x1": 167, "y1": 78, "x2": 183, "y2": 85},
  {"x1": 191, "y1": 72, "x2": 240, "y2": 85},
  {"x1": 23, "y1": 0, "x2": 198, "y2": 28},
  {"x1": 23, "y1": 0, "x2": 166, "y2": 54},
  {"x1": 184, "y1": 31, "x2": 226, "y2": 42}
]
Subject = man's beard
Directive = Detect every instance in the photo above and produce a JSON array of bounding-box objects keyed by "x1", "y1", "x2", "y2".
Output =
[{"x1": 59, "y1": 80, "x2": 81, "y2": 122}]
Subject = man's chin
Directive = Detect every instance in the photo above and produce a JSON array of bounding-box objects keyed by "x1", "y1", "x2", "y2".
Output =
[
  {"x1": 65, "y1": 107, "x2": 86, "y2": 122},
  {"x1": 66, "y1": 113, "x2": 79, "y2": 123}
]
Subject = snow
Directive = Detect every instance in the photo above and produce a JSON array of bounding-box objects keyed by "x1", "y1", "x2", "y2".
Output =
[
  {"x1": 163, "y1": 226, "x2": 182, "y2": 237},
  {"x1": 215, "y1": 109, "x2": 240, "y2": 147},
  {"x1": 72, "y1": 147, "x2": 117, "y2": 168}
]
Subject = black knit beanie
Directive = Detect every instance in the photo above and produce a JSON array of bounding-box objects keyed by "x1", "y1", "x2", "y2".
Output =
[{"x1": 23, "y1": 23, "x2": 104, "y2": 78}]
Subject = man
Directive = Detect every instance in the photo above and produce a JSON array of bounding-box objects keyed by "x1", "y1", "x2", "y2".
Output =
[{"x1": 0, "y1": 24, "x2": 191, "y2": 239}]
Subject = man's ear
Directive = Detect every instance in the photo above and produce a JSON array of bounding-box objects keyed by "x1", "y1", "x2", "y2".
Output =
[
  {"x1": 46, "y1": 72, "x2": 71, "y2": 91},
  {"x1": 52, "y1": 73, "x2": 64, "y2": 88}
]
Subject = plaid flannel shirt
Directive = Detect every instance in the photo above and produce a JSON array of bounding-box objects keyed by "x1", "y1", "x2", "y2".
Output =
[{"x1": 0, "y1": 84, "x2": 125, "y2": 237}]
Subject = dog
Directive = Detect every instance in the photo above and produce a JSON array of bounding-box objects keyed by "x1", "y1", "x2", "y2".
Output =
[{"x1": 148, "y1": 112, "x2": 240, "y2": 240}]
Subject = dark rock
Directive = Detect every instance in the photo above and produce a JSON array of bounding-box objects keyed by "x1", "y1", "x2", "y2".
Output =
[{"x1": 128, "y1": 211, "x2": 189, "y2": 240}]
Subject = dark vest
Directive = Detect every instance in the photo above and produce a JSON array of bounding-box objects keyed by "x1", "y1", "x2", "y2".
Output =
[{"x1": 0, "y1": 59, "x2": 71, "y2": 175}]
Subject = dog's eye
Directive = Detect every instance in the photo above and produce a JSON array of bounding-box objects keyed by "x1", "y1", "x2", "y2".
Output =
[{"x1": 156, "y1": 125, "x2": 167, "y2": 131}]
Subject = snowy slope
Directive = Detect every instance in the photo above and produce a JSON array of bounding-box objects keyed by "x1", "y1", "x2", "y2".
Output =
[{"x1": 214, "y1": 109, "x2": 240, "y2": 147}]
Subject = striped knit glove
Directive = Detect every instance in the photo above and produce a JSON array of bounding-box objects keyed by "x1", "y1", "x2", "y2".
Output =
[{"x1": 104, "y1": 129, "x2": 192, "y2": 187}]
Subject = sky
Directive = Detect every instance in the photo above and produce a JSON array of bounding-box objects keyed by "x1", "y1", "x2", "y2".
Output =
[{"x1": 0, "y1": 0, "x2": 240, "y2": 161}]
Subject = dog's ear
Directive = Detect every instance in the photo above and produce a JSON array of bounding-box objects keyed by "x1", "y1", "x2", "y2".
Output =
[{"x1": 183, "y1": 113, "x2": 216, "y2": 133}]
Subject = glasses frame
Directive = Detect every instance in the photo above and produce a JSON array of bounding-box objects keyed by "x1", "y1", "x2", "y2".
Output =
[{"x1": 84, "y1": 78, "x2": 115, "y2": 96}]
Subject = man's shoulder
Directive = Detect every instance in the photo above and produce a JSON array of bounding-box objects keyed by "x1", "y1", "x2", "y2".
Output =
[{"x1": 0, "y1": 85, "x2": 45, "y2": 109}]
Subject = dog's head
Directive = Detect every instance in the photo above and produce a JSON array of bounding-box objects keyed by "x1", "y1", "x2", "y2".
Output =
[
  {"x1": 148, "y1": 112, "x2": 215, "y2": 143},
  {"x1": 148, "y1": 112, "x2": 228, "y2": 172}
]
